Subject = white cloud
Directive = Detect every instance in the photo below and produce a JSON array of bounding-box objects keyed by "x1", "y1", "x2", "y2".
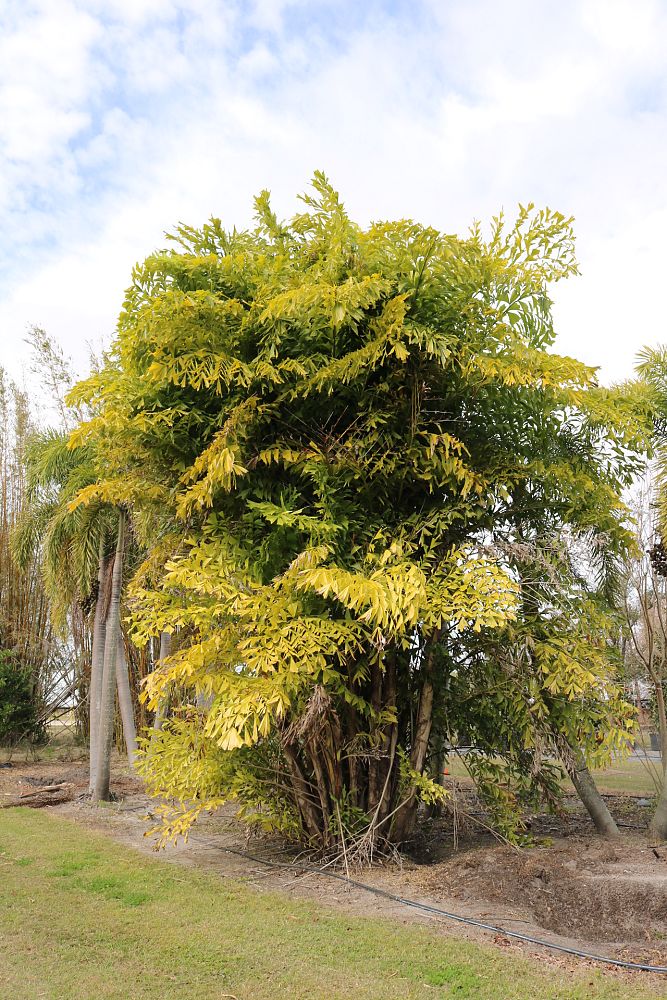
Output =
[
  {"x1": 0, "y1": 3, "x2": 102, "y2": 160},
  {"x1": 1, "y1": 0, "x2": 667, "y2": 394}
]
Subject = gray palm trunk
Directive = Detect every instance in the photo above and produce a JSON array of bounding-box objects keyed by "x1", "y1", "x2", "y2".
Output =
[
  {"x1": 152, "y1": 631, "x2": 172, "y2": 734},
  {"x1": 115, "y1": 635, "x2": 137, "y2": 766},
  {"x1": 88, "y1": 543, "x2": 109, "y2": 792},
  {"x1": 649, "y1": 787, "x2": 667, "y2": 843},
  {"x1": 92, "y1": 512, "x2": 125, "y2": 802},
  {"x1": 567, "y1": 747, "x2": 620, "y2": 838},
  {"x1": 649, "y1": 717, "x2": 667, "y2": 842}
]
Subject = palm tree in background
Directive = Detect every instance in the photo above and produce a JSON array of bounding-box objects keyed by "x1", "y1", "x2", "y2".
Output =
[{"x1": 12, "y1": 429, "x2": 137, "y2": 797}]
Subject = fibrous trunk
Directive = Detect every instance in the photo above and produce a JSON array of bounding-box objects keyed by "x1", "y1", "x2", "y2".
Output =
[{"x1": 279, "y1": 656, "x2": 408, "y2": 853}]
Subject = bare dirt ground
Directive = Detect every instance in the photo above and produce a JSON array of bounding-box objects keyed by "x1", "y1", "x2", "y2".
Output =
[{"x1": 3, "y1": 751, "x2": 667, "y2": 983}]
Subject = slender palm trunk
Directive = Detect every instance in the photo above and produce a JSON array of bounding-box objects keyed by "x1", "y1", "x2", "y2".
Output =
[
  {"x1": 392, "y1": 653, "x2": 436, "y2": 842},
  {"x1": 88, "y1": 542, "x2": 108, "y2": 792},
  {"x1": 655, "y1": 681, "x2": 667, "y2": 777},
  {"x1": 649, "y1": 774, "x2": 667, "y2": 842},
  {"x1": 649, "y1": 698, "x2": 667, "y2": 841},
  {"x1": 152, "y1": 631, "x2": 171, "y2": 734},
  {"x1": 93, "y1": 513, "x2": 124, "y2": 802},
  {"x1": 567, "y1": 747, "x2": 620, "y2": 838},
  {"x1": 116, "y1": 635, "x2": 137, "y2": 766}
]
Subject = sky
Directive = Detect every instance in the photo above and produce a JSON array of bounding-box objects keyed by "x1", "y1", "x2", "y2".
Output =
[{"x1": 1, "y1": 0, "x2": 666, "y2": 394}]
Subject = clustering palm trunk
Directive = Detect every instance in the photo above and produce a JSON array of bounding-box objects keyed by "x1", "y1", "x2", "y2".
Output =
[
  {"x1": 393, "y1": 657, "x2": 434, "y2": 843},
  {"x1": 281, "y1": 654, "x2": 624, "y2": 851},
  {"x1": 151, "y1": 631, "x2": 172, "y2": 735},
  {"x1": 280, "y1": 653, "x2": 421, "y2": 854}
]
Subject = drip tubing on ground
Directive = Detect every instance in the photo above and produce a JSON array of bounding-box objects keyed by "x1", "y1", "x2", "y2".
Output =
[{"x1": 222, "y1": 846, "x2": 667, "y2": 975}]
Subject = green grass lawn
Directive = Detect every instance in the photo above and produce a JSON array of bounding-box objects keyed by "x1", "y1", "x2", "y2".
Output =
[
  {"x1": 446, "y1": 755, "x2": 660, "y2": 797},
  {"x1": 591, "y1": 758, "x2": 660, "y2": 796},
  {"x1": 0, "y1": 809, "x2": 664, "y2": 999}
]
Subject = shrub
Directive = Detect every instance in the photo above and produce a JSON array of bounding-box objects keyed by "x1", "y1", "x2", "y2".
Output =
[{"x1": 0, "y1": 649, "x2": 43, "y2": 745}]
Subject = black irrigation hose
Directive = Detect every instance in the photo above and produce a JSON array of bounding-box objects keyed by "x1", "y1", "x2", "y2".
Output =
[{"x1": 223, "y1": 847, "x2": 667, "y2": 975}]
